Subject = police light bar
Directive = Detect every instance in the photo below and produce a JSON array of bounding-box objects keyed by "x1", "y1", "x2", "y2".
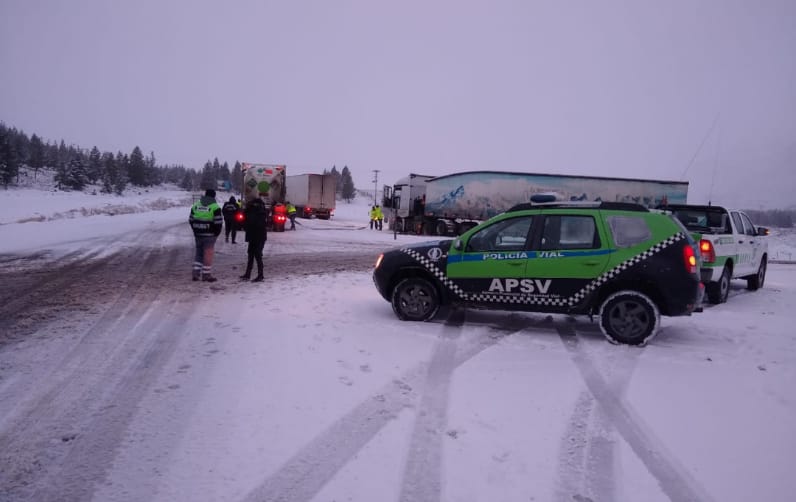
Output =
[{"x1": 530, "y1": 193, "x2": 558, "y2": 203}]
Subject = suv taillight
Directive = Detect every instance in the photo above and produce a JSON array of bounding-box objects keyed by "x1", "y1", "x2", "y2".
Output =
[
  {"x1": 684, "y1": 244, "x2": 698, "y2": 274},
  {"x1": 699, "y1": 239, "x2": 715, "y2": 263}
]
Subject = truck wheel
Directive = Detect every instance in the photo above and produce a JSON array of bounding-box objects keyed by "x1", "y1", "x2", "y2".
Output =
[
  {"x1": 599, "y1": 291, "x2": 660, "y2": 345},
  {"x1": 706, "y1": 265, "x2": 730, "y2": 304},
  {"x1": 435, "y1": 220, "x2": 448, "y2": 236},
  {"x1": 746, "y1": 257, "x2": 767, "y2": 291},
  {"x1": 391, "y1": 277, "x2": 440, "y2": 321}
]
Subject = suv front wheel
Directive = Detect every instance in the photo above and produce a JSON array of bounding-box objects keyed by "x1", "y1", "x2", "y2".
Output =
[
  {"x1": 391, "y1": 277, "x2": 440, "y2": 321},
  {"x1": 599, "y1": 291, "x2": 660, "y2": 345}
]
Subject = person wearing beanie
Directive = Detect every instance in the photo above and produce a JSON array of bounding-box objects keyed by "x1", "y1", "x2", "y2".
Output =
[
  {"x1": 222, "y1": 195, "x2": 239, "y2": 244},
  {"x1": 188, "y1": 188, "x2": 223, "y2": 282}
]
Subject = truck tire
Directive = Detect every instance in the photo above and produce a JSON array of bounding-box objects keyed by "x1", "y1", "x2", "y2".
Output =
[
  {"x1": 706, "y1": 265, "x2": 730, "y2": 304},
  {"x1": 435, "y1": 220, "x2": 448, "y2": 236},
  {"x1": 598, "y1": 291, "x2": 660, "y2": 345},
  {"x1": 746, "y1": 257, "x2": 767, "y2": 291},
  {"x1": 391, "y1": 277, "x2": 440, "y2": 321}
]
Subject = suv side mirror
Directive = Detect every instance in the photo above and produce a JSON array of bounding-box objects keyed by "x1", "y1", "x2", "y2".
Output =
[
  {"x1": 757, "y1": 226, "x2": 770, "y2": 236},
  {"x1": 453, "y1": 239, "x2": 463, "y2": 251}
]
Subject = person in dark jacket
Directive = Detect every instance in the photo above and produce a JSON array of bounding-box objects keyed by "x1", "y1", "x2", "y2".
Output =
[
  {"x1": 222, "y1": 196, "x2": 239, "y2": 243},
  {"x1": 189, "y1": 189, "x2": 223, "y2": 282},
  {"x1": 240, "y1": 197, "x2": 267, "y2": 282}
]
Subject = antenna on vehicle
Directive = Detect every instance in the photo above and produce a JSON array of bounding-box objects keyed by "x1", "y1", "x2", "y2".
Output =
[
  {"x1": 680, "y1": 111, "x2": 721, "y2": 181},
  {"x1": 707, "y1": 118, "x2": 722, "y2": 207}
]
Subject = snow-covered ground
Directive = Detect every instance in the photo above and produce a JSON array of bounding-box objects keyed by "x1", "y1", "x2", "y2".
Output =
[{"x1": 1, "y1": 181, "x2": 796, "y2": 501}]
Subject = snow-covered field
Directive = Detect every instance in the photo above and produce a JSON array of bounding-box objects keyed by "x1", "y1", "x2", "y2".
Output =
[{"x1": 1, "y1": 181, "x2": 796, "y2": 501}]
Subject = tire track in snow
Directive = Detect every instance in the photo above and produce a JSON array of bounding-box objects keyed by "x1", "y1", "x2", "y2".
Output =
[
  {"x1": 0, "y1": 229, "x2": 202, "y2": 501},
  {"x1": 397, "y1": 308, "x2": 465, "y2": 502},
  {"x1": 554, "y1": 323, "x2": 642, "y2": 502},
  {"x1": 556, "y1": 324, "x2": 716, "y2": 502},
  {"x1": 241, "y1": 309, "x2": 528, "y2": 502}
]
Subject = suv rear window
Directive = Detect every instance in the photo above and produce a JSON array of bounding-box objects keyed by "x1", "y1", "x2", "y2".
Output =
[
  {"x1": 540, "y1": 215, "x2": 599, "y2": 250},
  {"x1": 607, "y1": 215, "x2": 652, "y2": 248}
]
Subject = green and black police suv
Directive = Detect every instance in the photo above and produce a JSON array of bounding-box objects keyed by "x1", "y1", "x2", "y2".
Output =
[{"x1": 373, "y1": 201, "x2": 703, "y2": 345}]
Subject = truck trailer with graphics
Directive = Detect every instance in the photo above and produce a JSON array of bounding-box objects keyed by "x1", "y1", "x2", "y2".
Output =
[
  {"x1": 241, "y1": 163, "x2": 287, "y2": 231},
  {"x1": 285, "y1": 173, "x2": 336, "y2": 219},
  {"x1": 382, "y1": 170, "x2": 689, "y2": 236}
]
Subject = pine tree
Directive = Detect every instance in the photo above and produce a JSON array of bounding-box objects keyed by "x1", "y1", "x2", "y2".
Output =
[
  {"x1": 101, "y1": 152, "x2": 115, "y2": 193},
  {"x1": 200, "y1": 161, "x2": 216, "y2": 189},
  {"x1": 144, "y1": 151, "x2": 160, "y2": 185},
  {"x1": 87, "y1": 146, "x2": 102, "y2": 183},
  {"x1": 114, "y1": 152, "x2": 129, "y2": 194},
  {"x1": 330, "y1": 165, "x2": 342, "y2": 196},
  {"x1": 29, "y1": 134, "x2": 46, "y2": 179},
  {"x1": 179, "y1": 169, "x2": 195, "y2": 191},
  {"x1": 128, "y1": 146, "x2": 146, "y2": 186},
  {"x1": 56, "y1": 154, "x2": 89, "y2": 190},
  {"x1": 0, "y1": 126, "x2": 20, "y2": 188},
  {"x1": 231, "y1": 161, "x2": 242, "y2": 193},
  {"x1": 220, "y1": 161, "x2": 231, "y2": 187},
  {"x1": 340, "y1": 165, "x2": 355, "y2": 202}
]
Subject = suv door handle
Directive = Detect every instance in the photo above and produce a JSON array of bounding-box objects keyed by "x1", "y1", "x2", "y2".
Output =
[
  {"x1": 584, "y1": 260, "x2": 602, "y2": 266},
  {"x1": 507, "y1": 262, "x2": 524, "y2": 267}
]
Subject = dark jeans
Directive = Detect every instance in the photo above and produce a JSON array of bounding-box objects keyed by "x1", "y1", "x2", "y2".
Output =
[
  {"x1": 245, "y1": 237, "x2": 266, "y2": 276},
  {"x1": 289, "y1": 214, "x2": 296, "y2": 229},
  {"x1": 224, "y1": 219, "x2": 237, "y2": 242}
]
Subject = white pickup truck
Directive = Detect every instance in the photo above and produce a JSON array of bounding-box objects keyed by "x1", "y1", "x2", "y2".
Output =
[{"x1": 666, "y1": 204, "x2": 769, "y2": 304}]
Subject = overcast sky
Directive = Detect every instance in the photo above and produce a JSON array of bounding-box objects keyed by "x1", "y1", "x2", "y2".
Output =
[{"x1": 1, "y1": 0, "x2": 794, "y2": 208}]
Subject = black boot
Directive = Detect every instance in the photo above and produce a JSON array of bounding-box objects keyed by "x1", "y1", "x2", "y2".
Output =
[
  {"x1": 251, "y1": 275, "x2": 264, "y2": 282},
  {"x1": 240, "y1": 256, "x2": 253, "y2": 280}
]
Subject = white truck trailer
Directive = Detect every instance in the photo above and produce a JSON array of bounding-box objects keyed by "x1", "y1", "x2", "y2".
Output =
[
  {"x1": 383, "y1": 170, "x2": 689, "y2": 236},
  {"x1": 285, "y1": 173, "x2": 336, "y2": 220}
]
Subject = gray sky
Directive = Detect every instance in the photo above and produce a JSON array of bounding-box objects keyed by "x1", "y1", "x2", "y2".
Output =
[{"x1": 1, "y1": 0, "x2": 794, "y2": 208}]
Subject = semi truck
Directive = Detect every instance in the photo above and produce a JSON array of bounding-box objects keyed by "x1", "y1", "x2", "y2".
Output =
[
  {"x1": 240, "y1": 163, "x2": 287, "y2": 232},
  {"x1": 285, "y1": 173, "x2": 336, "y2": 219},
  {"x1": 382, "y1": 170, "x2": 689, "y2": 236}
]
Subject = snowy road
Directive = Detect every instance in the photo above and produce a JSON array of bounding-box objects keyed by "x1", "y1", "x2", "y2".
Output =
[{"x1": 1, "y1": 217, "x2": 795, "y2": 501}]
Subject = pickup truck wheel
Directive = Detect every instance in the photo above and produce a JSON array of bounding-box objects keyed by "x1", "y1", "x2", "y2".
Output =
[
  {"x1": 706, "y1": 266, "x2": 730, "y2": 304},
  {"x1": 599, "y1": 291, "x2": 660, "y2": 345},
  {"x1": 391, "y1": 277, "x2": 440, "y2": 321},
  {"x1": 747, "y1": 257, "x2": 767, "y2": 291},
  {"x1": 435, "y1": 220, "x2": 448, "y2": 236}
]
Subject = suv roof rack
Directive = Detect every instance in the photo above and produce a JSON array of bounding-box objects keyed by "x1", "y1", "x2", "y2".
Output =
[{"x1": 507, "y1": 201, "x2": 649, "y2": 213}]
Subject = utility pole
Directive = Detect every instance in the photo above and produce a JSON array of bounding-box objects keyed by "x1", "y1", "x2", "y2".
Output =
[{"x1": 372, "y1": 169, "x2": 380, "y2": 205}]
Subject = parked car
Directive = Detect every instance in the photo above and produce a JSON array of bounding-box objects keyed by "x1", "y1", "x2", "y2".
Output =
[{"x1": 373, "y1": 201, "x2": 703, "y2": 345}]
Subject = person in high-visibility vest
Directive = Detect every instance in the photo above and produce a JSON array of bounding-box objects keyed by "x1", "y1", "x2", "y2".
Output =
[
  {"x1": 189, "y1": 189, "x2": 223, "y2": 282},
  {"x1": 375, "y1": 205, "x2": 384, "y2": 230},
  {"x1": 286, "y1": 201, "x2": 297, "y2": 230},
  {"x1": 369, "y1": 206, "x2": 379, "y2": 230}
]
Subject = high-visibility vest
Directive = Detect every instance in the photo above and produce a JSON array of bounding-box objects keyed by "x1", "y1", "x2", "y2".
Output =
[{"x1": 191, "y1": 201, "x2": 220, "y2": 221}]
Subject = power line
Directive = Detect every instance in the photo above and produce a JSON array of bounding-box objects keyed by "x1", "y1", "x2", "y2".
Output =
[{"x1": 680, "y1": 112, "x2": 721, "y2": 180}]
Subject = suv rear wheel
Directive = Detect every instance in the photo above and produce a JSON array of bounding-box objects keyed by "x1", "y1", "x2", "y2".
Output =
[
  {"x1": 599, "y1": 291, "x2": 660, "y2": 345},
  {"x1": 391, "y1": 277, "x2": 440, "y2": 321}
]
